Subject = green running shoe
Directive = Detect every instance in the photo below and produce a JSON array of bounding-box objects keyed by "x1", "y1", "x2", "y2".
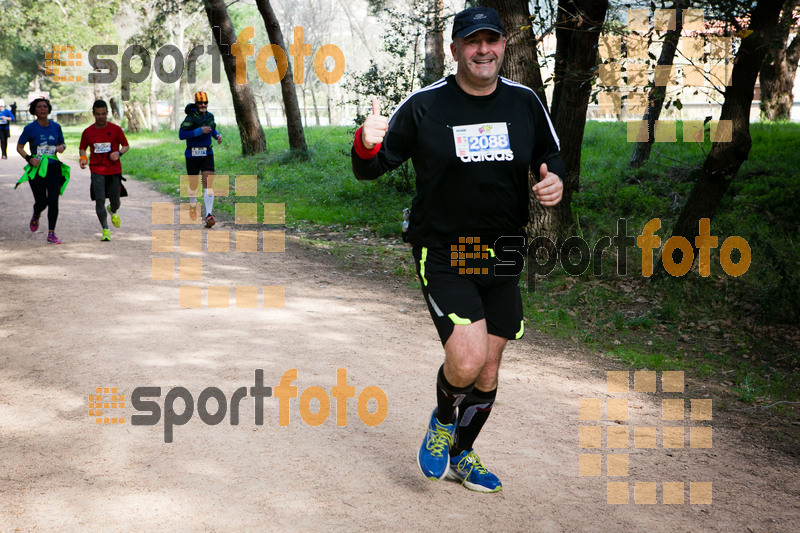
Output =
[{"x1": 107, "y1": 206, "x2": 121, "y2": 228}]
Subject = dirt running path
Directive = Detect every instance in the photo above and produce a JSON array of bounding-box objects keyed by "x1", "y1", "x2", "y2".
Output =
[{"x1": 0, "y1": 150, "x2": 798, "y2": 532}]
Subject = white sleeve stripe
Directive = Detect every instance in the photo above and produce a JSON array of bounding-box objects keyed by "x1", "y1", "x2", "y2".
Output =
[
  {"x1": 388, "y1": 78, "x2": 448, "y2": 123},
  {"x1": 500, "y1": 77, "x2": 560, "y2": 150}
]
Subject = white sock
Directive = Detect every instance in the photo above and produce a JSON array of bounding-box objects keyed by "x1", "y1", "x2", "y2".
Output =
[
  {"x1": 204, "y1": 188, "x2": 214, "y2": 216},
  {"x1": 188, "y1": 187, "x2": 197, "y2": 205}
]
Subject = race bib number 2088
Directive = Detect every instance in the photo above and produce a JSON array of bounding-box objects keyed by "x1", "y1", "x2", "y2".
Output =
[{"x1": 452, "y1": 122, "x2": 514, "y2": 163}]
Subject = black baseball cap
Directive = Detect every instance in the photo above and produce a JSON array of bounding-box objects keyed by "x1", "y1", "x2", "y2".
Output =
[{"x1": 451, "y1": 7, "x2": 505, "y2": 39}]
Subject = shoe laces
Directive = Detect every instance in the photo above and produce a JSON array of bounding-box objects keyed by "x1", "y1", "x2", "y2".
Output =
[
  {"x1": 425, "y1": 423, "x2": 453, "y2": 458},
  {"x1": 457, "y1": 451, "x2": 488, "y2": 475}
]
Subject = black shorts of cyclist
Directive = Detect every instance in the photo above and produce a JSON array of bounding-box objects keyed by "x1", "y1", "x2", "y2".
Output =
[
  {"x1": 412, "y1": 243, "x2": 524, "y2": 346},
  {"x1": 185, "y1": 153, "x2": 214, "y2": 175}
]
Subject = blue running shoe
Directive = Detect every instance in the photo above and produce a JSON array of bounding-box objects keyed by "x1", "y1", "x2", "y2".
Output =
[
  {"x1": 446, "y1": 449, "x2": 502, "y2": 493},
  {"x1": 417, "y1": 408, "x2": 455, "y2": 480}
]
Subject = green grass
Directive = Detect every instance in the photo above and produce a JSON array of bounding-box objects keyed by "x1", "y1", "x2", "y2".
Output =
[
  {"x1": 109, "y1": 120, "x2": 799, "y2": 414},
  {"x1": 104, "y1": 125, "x2": 413, "y2": 238}
]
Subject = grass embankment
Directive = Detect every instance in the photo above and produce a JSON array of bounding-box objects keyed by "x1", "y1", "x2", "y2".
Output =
[{"x1": 80, "y1": 120, "x2": 798, "y2": 429}]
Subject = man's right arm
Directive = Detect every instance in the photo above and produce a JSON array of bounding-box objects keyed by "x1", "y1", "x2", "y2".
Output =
[{"x1": 351, "y1": 98, "x2": 414, "y2": 181}]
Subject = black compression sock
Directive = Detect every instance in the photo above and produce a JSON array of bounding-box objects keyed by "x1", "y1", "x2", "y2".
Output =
[
  {"x1": 452, "y1": 387, "x2": 497, "y2": 455},
  {"x1": 435, "y1": 364, "x2": 474, "y2": 425}
]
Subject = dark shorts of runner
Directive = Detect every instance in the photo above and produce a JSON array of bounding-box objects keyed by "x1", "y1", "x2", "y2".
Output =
[
  {"x1": 90, "y1": 173, "x2": 122, "y2": 200},
  {"x1": 412, "y1": 244, "x2": 524, "y2": 346},
  {"x1": 185, "y1": 153, "x2": 214, "y2": 175}
]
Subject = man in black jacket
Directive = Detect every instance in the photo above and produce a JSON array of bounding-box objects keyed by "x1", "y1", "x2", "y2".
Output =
[{"x1": 351, "y1": 6, "x2": 564, "y2": 493}]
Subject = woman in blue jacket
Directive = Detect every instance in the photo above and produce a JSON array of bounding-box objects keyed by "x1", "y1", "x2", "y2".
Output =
[{"x1": 15, "y1": 98, "x2": 70, "y2": 244}]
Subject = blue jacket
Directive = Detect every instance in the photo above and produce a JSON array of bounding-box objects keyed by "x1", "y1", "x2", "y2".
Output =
[
  {"x1": 0, "y1": 109, "x2": 14, "y2": 130},
  {"x1": 179, "y1": 103, "x2": 219, "y2": 158}
]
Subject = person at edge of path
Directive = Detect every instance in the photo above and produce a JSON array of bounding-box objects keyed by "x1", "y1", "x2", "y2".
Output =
[
  {"x1": 79, "y1": 99, "x2": 130, "y2": 242},
  {"x1": 179, "y1": 91, "x2": 221, "y2": 228},
  {"x1": 351, "y1": 6, "x2": 564, "y2": 493},
  {"x1": 0, "y1": 99, "x2": 15, "y2": 159},
  {"x1": 15, "y1": 98, "x2": 70, "y2": 245}
]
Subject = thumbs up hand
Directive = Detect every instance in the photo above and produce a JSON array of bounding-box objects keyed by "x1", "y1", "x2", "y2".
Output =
[
  {"x1": 532, "y1": 162, "x2": 563, "y2": 206},
  {"x1": 361, "y1": 98, "x2": 388, "y2": 150}
]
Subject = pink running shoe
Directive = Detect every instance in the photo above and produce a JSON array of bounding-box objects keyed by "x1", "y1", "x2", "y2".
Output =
[{"x1": 47, "y1": 231, "x2": 61, "y2": 244}]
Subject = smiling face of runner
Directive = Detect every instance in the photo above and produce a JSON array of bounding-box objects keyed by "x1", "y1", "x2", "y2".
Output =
[
  {"x1": 451, "y1": 30, "x2": 506, "y2": 96},
  {"x1": 93, "y1": 105, "x2": 108, "y2": 128}
]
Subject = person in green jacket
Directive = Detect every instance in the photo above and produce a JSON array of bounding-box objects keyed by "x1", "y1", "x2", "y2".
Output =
[{"x1": 179, "y1": 91, "x2": 221, "y2": 228}]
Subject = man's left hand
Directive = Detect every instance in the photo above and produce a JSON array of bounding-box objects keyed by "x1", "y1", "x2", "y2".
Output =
[
  {"x1": 110, "y1": 151, "x2": 120, "y2": 161},
  {"x1": 533, "y1": 163, "x2": 563, "y2": 207},
  {"x1": 216, "y1": 134, "x2": 222, "y2": 144}
]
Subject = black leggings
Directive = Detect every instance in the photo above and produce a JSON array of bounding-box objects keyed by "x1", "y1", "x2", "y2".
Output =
[
  {"x1": 29, "y1": 164, "x2": 65, "y2": 231},
  {"x1": 0, "y1": 128, "x2": 9, "y2": 157}
]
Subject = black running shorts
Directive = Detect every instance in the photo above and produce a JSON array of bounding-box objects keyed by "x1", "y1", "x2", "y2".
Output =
[
  {"x1": 412, "y1": 243, "x2": 525, "y2": 346},
  {"x1": 185, "y1": 153, "x2": 215, "y2": 175}
]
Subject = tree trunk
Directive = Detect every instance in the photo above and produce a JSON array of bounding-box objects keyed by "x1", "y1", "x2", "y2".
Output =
[
  {"x1": 258, "y1": 93, "x2": 273, "y2": 128},
  {"x1": 109, "y1": 97, "x2": 121, "y2": 121},
  {"x1": 337, "y1": 0, "x2": 374, "y2": 58},
  {"x1": 203, "y1": 0, "x2": 267, "y2": 156},
  {"x1": 629, "y1": 0, "x2": 685, "y2": 168},
  {"x1": 301, "y1": 88, "x2": 308, "y2": 127},
  {"x1": 326, "y1": 83, "x2": 333, "y2": 126},
  {"x1": 255, "y1": 0, "x2": 308, "y2": 153},
  {"x1": 485, "y1": 0, "x2": 553, "y2": 252},
  {"x1": 423, "y1": 0, "x2": 445, "y2": 84},
  {"x1": 759, "y1": 0, "x2": 800, "y2": 120},
  {"x1": 135, "y1": 101, "x2": 150, "y2": 131},
  {"x1": 149, "y1": 70, "x2": 160, "y2": 133},
  {"x1": 485, "y1": 0, "x2": 548, "y2": 106},
  {"x1": 123, "y1": 101, "x2": 142, "y2": 133},
  {"x1": 548, "y1": 0, "x2": 609, "y2": 236},
  {"x1": 173, "y1": 12, "x2": 184, "y2": 132},
  {"x1": 667, "y1": 0, "x2": 786, "y2": 263},
  {"x1": 310, "y1": 84, "x2": 321, "y2": 126}
]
